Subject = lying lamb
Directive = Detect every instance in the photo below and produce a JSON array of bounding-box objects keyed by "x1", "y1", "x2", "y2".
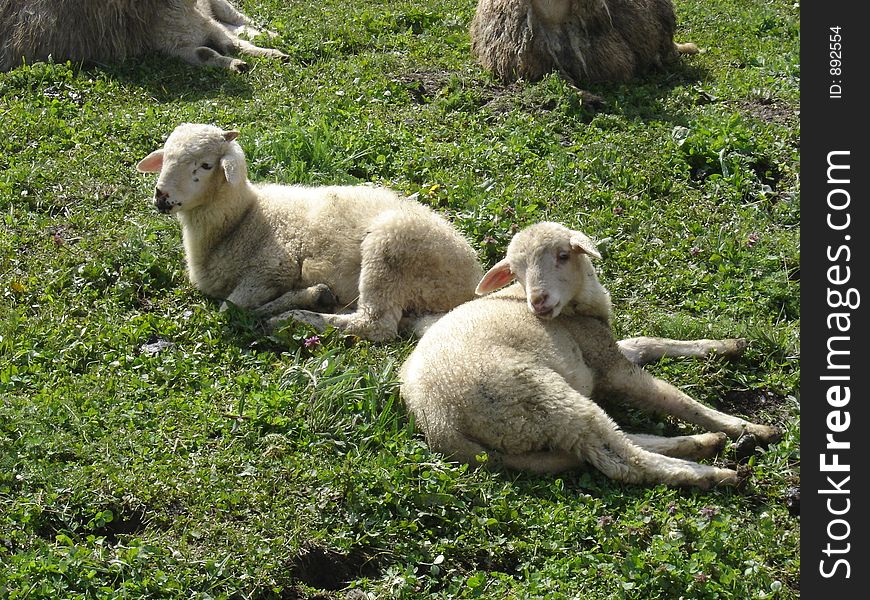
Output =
[
  {"x1": 400, "y1": 222, "x2": 781, "y2": 488},
  {"x1": 0, "y1": 0, "x2": 286, "y2": 73},
  {"x1": 137, "y1": 124, "x2": 755, "y2": 356},
  {"x1": 136, "y1": 123, "x2": 484, "y2": 342},
  {"x1": 469, "y1": 0, "x2": 699, "y2": 84}
]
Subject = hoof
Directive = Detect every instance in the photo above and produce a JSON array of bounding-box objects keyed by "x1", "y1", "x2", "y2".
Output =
[
  {"x1": 748, "y1": 424, "x2": 783, "y2": 446},
  {"x1": 735, "y1": 465, "x2": 752, "y2": 491},
  {"x1": 719, "y1": 338, "x2": 748, "y2": 358},
  {"x1": 734, "y1": 433, "x2": 758, "y2": 463},
  {"x1": 311, "y1": 284, "x2": 337, "y2": 312},
  {"x1": 710, "y1": 431, "x2": 728, "y2": 453},
  {"x1": 785, "y1": 486, "x2": 800, "y2": 516},
  {"x1": 709, "y1": 467, "x2": 740, "y2": 489}
]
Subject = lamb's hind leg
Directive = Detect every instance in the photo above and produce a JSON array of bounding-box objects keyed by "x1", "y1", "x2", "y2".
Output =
[
  {"x1": 269, "y1": 210, "x2": 466, "y2": 342},
  {"x1": 264, "y1": 270, "x2": 402, "y2": 341},
  {"x1": 439, "y1": 429, "x2": 732, "y2": 487},
  {"x1": 431, "y1": 432, "x2": 583, "y2": 474},
  {"x1": 199, "y1": 13, "x2": 286, "y2": 62},
  {"x1": 617, "y1": 336, "x2": 747, "y2": 366},
  {"x1": 552, "y1": 386, "x2": 737, "y2": 488},
  {"x1": 604, "y1": 364, "x2": 781, "y2": 444},
  {"x1": 479, "y1": 368, "x2": 738, "y2": 488},
  {"x1": 626, "y1": 432, "x2": 727, "y2": 460}
]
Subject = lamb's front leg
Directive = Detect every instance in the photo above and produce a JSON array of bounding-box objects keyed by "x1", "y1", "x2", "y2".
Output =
[
  {"x1": 267, "y1": 306, "x2": 402, "y2": 342},
  {"x1": 252, "y1": 284, "x2": 337, "y2": 317},
  {"x1": 221, "y1": 281, "x2": 280, "y2": 311},
  {"x1": 617, "y1": 337, "x2": 748, "y2": 366},
  {"x1": 168, "y1": 45, "x2": 249, "y2": 73},
  {"x1": 603, "y1": 364, "x2": 782, "y2": 444}
]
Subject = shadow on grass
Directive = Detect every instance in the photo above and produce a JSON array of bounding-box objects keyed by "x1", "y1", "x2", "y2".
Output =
[
  {"x1": 395, "y1": 60, "x2": 711, "y2": 127},
  {"x1": 96, "y1": 55, "x2": 260, "y2": 101},
  {"x1": 579, "y1": 61, "x2": 713, "y2": 124}
]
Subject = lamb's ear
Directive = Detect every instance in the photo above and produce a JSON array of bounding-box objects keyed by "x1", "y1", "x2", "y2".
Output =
[
  {"x1": 136, "y1": 149, "x2": 164, "y2": 173},
  {"x1": 570, "y1": 231, "x2": 601, "y2": 260},
  {"x1": 220, "y1": 143, "x2": 247, "y2": 186},
  {"x1": 475, "y1": 258, "x2": 515, "y2": 295},
  {"x1": 223, "y1": 130, "x2": 240, "y2": 142}
]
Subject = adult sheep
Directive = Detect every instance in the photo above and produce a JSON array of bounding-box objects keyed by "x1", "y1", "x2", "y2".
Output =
[
  {"x1": 136, "y1": 123, "x2": 484, "y2": 342},
  {"x1": 469, "y1": 0, "x2": 699, "y2": 84},
  {"x1": 0, "y1": 0, "x2": 287, "y2": 73},
  {"x1": 400, "y1": 222, "x2": 781, "y2": 488}
]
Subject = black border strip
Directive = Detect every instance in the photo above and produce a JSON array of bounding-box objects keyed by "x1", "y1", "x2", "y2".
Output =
[{"x1": 801, "y1": 3, "x2": 869, "y2": 596}]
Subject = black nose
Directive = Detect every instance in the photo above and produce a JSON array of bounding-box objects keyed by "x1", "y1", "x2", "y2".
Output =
[{"x1": 154, "y1": 188, "x2": 171, "y2": 213}]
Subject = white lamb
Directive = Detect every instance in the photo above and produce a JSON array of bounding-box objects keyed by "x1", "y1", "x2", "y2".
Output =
[
  {"x1": 399, "y1": 222, "x2": 781, "y2": 488},
  {"x1": 135, "y1": 123, "x2": 484, "y2": 342},
  {"x1": 0, "y1": 0, "x2": 286, "y2": 73},
  {"x1": 136, "y1": 123, "x2": 759, "y2": 357}
]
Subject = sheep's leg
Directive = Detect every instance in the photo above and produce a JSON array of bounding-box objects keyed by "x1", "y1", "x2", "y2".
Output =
[
  {"x1": 230, "y1": 37, "x2": 288, "y2": 60},
  {"x1": 469, "y1": 446, "x2": 584, "y2": 474},
  {"x1": 253, "y1": 284, "x2": 337, "y2": 317},
  {"x1": 626, "y1": 432, "x2": 727, "y2": 460},
  {"x1": 270, "y1": 211, "x2": 443, "y2": 342},
  {"x1": 581, "y1": 430, "x2": 737, "y2": 489},
  {"x1": 427, "y1": 432, "x2": 726, "y2": 479},
  {"x1": 465, "y1": 364, "x2": 737, "y2": 488},
  {"x1": 675, "y1": 42, "x2": 700, "y2": 55},
  {"x1": 545, "y1": 382, "x2": 737, "y2": 488},
  {"x1": 603, "y1": 365, "x2": 782, "y2": 444},
  {"x1": 206, "y1": 0, "x2": 251, "y2": 27},
  {"x1": 222, "y1": 281, "x2": 282, "y2": 311},
  {"x1": 206, "y1": 22, "x2": 287, "y2": 61},
  {"x1": 207, "y1": 0, "x2": 279, "y2": 38},
  {"x1": 200, "y1": 18, "x2": 286, "y2": 64},
  {"x1": 169, "y1": 45, "x2": 249, "y2": 73},
  {"x1": 616, "y1": 337, "x2": 747, "y2": 366},
  {"x1": 270, "y1": 307, "x2": 401, "y2": 342},
  {"x1": 488, "y1": 428, "x2": 735, "y2": 486}
]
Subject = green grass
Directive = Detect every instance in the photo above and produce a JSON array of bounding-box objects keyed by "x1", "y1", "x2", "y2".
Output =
[{"x1": 0, "y1": 1, "x2": 799, "y2": 598}]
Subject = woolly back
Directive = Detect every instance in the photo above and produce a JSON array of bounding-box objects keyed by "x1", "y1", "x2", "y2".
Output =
[
  {"x1": 0, "y1": 0, "x2": 187, "y2": 70},
  {"x1": 470, "y1": 0, "x2": 680, "y2": 83}
]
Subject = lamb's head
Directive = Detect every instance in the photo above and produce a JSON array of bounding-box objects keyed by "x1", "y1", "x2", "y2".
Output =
[
  {"x1": 476, "y1": 222, "x2": 611, "y2": 320},
  {"x1": 136, "y1": 123, "x2": 246, "y2": 214}
]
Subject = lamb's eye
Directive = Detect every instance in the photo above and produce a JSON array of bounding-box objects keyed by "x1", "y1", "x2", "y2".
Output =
[
  {"x1": 200, "y1": 163, "x2": 213, "y2": 170},
  {"x1": 557, "y1": 250, "x2": 571, "y2": 263}
]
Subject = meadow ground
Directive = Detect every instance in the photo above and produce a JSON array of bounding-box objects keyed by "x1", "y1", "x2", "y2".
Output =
[{"x1": 0, "y1": 1, "x2": 799, "y2": 598}]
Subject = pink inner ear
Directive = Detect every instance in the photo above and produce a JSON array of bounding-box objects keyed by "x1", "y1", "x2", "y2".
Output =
[
  {"x1": 136, "y1": 150, "x2": 164, "y2": 173},
  {"x1": 476, "y1": 260, "x2": 515, "y2": 295}
]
